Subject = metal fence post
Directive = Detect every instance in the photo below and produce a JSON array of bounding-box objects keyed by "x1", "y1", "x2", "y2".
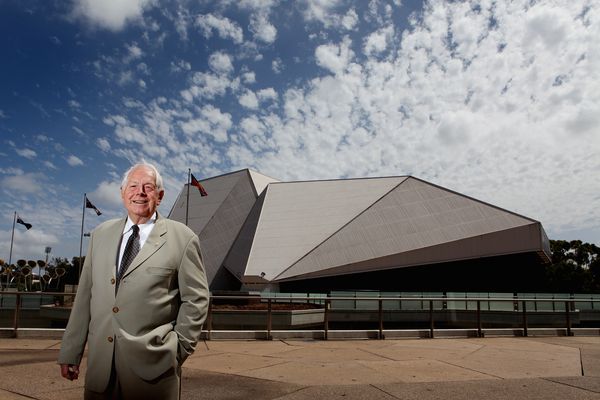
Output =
[
  {"x1": 429, "y1": 300, "x2": 435, "y2": 339},
  {"x1": 378, "y1": 299, "x2": 384, "y2": 340},
  {"x1": 477, "y1": 300, "x2": 482, "y2": 337},
  {"x1": 522, "y1": 300, "x2": 528, "y2": 337},
  {"x1": 206, "y1": 297, "x2": 213, "y2": 340},
  {"x1": 324, "y1": 298, "x2": 330, "y2": 340},
  {"x1": 565, "y1": 300, "x2": 572, "y2": 336},
  {"x1": 13, "y1": 292, "x2": 21, "y2": 338},
  {"x1": 267, "y1": 298, "x2": 273, "y2": 340}
]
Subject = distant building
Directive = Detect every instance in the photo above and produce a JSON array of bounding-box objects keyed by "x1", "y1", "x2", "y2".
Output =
[{"x1": 169, "y1": 169, "x2": 551, "y2": 293}]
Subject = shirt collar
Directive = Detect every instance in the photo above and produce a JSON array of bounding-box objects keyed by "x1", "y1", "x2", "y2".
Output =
[{"x1": 124, "y1": 212, "x2": 158, "y2": 231}]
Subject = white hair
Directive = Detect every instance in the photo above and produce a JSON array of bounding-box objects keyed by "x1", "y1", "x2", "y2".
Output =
[{"x1": 120, "y1": 161, "x2": 164, "y2": 192}]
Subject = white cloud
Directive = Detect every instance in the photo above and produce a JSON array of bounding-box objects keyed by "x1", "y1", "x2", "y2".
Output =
[
  {"x1": 118, "y1": 70, "x2": 134, "y2": 86},
  {"x1": 257, "y1": 88, "x2": 278, "y2": 102},
  {"x1": 237, "y1": 116, "x2": 270, "y2": 152},
  {"x1": 68, "y1": 100, "x2": 81, "y2": 109},
  {"x1": 242, "y1": 71, "x2": 256, "y2": 84},
  {"x1": 208, "y1": 51, "x2": 234, "y2": 75},
  {"x1": 300, "y1": 0, "x2": 345, "y2": 28},
  {"x1": 43, "y1": 161, "x2": 58, "y2": 170},
  {"x1": 96, "y1": 137, "x2": 111, "y2": 152},
  {"x1": 363, "y1": 25, "x2": 394, "y2": 56},
  {"x1": 103, "y1": 114, "x2": 129, "y2": 126},
  {"x1": 70, "y1": 0, "x2": 155, "y2": 31},
  {"x1": 195, "y1": 14, "x2": 244, "y2": 44},
  {"x1": 180, "y1": 105, "x2": 231, "y2": 143},
  {"x1": 315, "y1": 36, "x2": 354, "y2": 74},
  {"x1": 249, "y1": 13, "x2": 277, "y2": 44},
  {"x1": 0, "y1": 109, "x2": 6, "y2": 119},
  {"x1": 1, "y1": 172, "x2": 44, "y2": 194},
  {"x1": 170, "y1": 59, "x2": 191, "y2": 73},
  {"x1": 115, "y1": 125, "x2": 146, "y2": 145},
  {"x1": 172, "y1": 6, "x2": 190, "y2": 41},
  {"x1": 90, "y1": 180, "x2": 123, "y2": 208},
  {"x1": 239, "y1": 90, "x2": 259, "y2": 109},
  {"x1": 181, "y1": 71, "x2": 239, "y2": 102},
  {"x1": 137, "y1": 62, "x2": 150, "y2": 75},
  {"x1": 341, "y1": 7, "x2": 359, "y2": 30},
  {"x1": 15, "y1": 148, "x2": 37, "y2": 159},
  {"x1": 180, "y1": 119, "x2": 209, "y2": 136},
  {"x1": 0, "y1": 228, "x2": 59, "y2": 263},
  {"x1": 67, "y1": 155, "x2": 84, "y2": 166},
  {"x1": 124, "y1": 43, "x2": 143, "y2": 63},
  {"x1": 272, "y1": 58, "x2": 283, "y2": 74},
  {"x1": 523, "y1": 5, "x2": 572, "y2": 51}
]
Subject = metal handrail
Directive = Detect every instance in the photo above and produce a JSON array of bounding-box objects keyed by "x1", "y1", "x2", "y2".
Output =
[{"x1": 1, "y1": 291, "x2": 600, "y2": 339}]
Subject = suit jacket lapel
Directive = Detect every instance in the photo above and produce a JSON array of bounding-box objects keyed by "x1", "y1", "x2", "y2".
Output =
[
  {"x1": 110, "y1": 218, "x2": 128, "y2": 273},
  {"x1": 121, "y1": 214, "x2": 167, "y2": 278}
]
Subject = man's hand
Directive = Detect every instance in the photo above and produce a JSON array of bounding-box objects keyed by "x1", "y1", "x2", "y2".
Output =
[{"x1": 60, "y1": 364, "x2": 80, "y2": 381}]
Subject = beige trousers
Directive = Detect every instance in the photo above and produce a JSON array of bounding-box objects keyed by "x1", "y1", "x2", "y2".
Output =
[{"x1": 84, "y1": 349, "x2": 181, "y2": 400}]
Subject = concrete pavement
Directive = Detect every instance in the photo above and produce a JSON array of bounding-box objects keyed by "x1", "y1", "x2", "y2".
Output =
[{"x1": 0, "y1": 336, "x2": 599, "y2": 399}]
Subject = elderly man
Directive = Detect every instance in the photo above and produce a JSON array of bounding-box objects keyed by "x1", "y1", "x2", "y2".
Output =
[{"x1": 58, "y1": 162, "x2": 209, "y2": 400}]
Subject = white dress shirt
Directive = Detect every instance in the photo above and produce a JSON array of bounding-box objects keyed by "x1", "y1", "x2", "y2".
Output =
[{"x1": 117, "y1": 212, "x2": 157, "y2": 273}]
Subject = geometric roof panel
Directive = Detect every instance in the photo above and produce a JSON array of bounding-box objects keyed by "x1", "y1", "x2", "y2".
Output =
[
  {"x1": 243, "y1": 177, "x2": 407, "y2": 280},
  {"x1": 275, "y1": 177, "x2": 540, "y2": 280}
]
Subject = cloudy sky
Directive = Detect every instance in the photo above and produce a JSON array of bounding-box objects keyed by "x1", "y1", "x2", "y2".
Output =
[{"x1": 1, "y1": 0, "x2": 599, "y2": 264}]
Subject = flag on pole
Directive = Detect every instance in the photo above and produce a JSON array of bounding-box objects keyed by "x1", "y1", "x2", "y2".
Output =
[
  {"x1": 16, "y1": 215, "x2": 32, "y2": 230},
  {"x1": 85, "y1": 196, "x2": 102, "y2": 215},
  {"x1": 191, "y1": 173, "x2": 208, "y2": 196}
]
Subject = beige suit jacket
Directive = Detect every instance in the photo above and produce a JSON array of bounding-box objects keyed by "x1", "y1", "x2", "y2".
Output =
[{"x1": 58, "y1": 214, "x2": 209, "y2": 393}]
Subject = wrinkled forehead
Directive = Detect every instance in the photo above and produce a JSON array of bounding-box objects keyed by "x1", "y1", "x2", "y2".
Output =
[{"x1": 127, "y1": 166, "x2": 156, "y2": 183}]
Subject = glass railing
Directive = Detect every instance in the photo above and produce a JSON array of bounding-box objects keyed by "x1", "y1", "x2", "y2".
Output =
[{"x1": 1, "y1": 291, "x2": 599, "y2": 339}]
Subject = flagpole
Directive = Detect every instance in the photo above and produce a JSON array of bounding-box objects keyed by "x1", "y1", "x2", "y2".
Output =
[
  {"x1": 8, "y1": 211, "x2": 16, "y2": 266},
  {"x1": 185, "y1": 169, "x2": 191, "y2": 226},
  {"x1": 79, "y1": 193, "x2": 86, "y2": 282}
]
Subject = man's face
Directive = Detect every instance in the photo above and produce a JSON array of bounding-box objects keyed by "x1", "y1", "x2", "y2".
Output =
[{"x1": 121, "y1": 167, "x2": 164, "y2": 223}]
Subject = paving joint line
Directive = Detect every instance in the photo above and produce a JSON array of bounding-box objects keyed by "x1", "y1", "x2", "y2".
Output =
[
  {"x1": 358, "y1": 347, "x2": 404, "y2": 362},
  {"x1": 272, "y1": 386, "x2": 310, "y2": 400},
  {"x1": 370, "y1": 383, "x2": 402, "y2": 399},
  {"x1": 44, "y1": 341, "x2": 62, "y2": 350},
  {"x1": 0, "y1": 388, "x2": 40, "y2": 399},
  {"x1": 437, "y1": 359, "x2": 504, "y2": 380},
  {"x1": 229, "y1": 359, "x2": 291, "y2": 375},
  {"x1": 580, "y1": 347, "x2": 585, "y2": 376},
  {"x1": 543, "y1": 377, "x2": 600, "y2": 395}
]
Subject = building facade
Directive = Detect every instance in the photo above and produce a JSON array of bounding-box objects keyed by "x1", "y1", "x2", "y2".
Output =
[{"x1": 169, "y1": 169, "x2": 551, "y2": 293}]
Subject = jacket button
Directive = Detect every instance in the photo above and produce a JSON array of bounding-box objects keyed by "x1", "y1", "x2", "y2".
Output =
[
  {"x1": 110, "y1": 278, "x2": 116, "y2": 284},
  {"x1": 112, "y1": 307, "x2": 119, "y2": 313},
  {"x1": 107, "y1": 336, "x2": 113, "y2": 343}
]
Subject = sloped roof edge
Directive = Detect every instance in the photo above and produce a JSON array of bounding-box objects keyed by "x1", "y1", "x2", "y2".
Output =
[{"x1": 273, "y1": 223, "x2": 548, "y2": 283}]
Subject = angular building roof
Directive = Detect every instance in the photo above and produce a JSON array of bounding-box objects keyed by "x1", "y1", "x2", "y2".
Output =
[
  {"x1": 169, "y1": 169, "x2": 551, "y2": 291},
  {"x1": 168, "y1": 169, "x2": 278, "y2": 288}
]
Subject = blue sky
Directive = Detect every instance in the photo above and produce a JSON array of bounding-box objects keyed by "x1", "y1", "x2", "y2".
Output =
[{"x1": 1, "y1": 0, "x2": 599, "y2": 264}]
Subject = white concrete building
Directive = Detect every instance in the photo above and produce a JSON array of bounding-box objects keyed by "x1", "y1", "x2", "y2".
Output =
[{"x1": 169, "y1": 169, "x2": 551, "y2": 293}]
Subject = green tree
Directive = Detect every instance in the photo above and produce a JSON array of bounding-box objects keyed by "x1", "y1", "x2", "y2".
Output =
[
  {"x1": 547, "y1": 240, "x2": 599, "y2": 293},
  {"x1": 69, "y1": 257, "x2": 85, "y2": 285}
]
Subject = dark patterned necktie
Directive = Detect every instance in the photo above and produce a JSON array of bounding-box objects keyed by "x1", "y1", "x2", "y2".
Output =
[{"x1": 117, "y1": 225, "x2": 140, "y2": 284}]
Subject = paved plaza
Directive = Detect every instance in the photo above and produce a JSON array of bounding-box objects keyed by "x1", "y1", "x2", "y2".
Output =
[{"x1": 0, "y1": 336, "x2": 599, "y2": 399}]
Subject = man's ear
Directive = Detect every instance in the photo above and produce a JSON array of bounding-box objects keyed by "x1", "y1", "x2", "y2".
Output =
[{"x1": 157, "y1": 190, "x2": 165, "y2": 204}]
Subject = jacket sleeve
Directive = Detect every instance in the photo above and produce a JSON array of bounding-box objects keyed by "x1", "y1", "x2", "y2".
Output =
[
  {"x1": 57, "y1": 232, "x2": 94, "y2": 366},
  {"x1": 174, "y1": 234, "x2": 209, "y2": 364}
]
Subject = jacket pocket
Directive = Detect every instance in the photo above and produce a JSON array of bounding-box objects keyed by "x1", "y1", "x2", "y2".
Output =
[{"x1": 147, "y1": 267, "x2": 175, "y2": 276}]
